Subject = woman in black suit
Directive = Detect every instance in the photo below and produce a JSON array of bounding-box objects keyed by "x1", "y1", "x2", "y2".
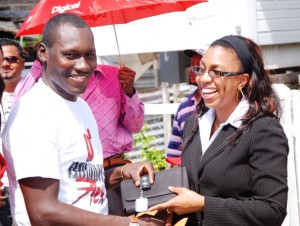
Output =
[{"x1": 150, "y1": 35, "x2": 288, "y2": 226}]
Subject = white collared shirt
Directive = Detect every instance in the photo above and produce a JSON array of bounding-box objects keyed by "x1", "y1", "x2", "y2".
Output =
[{"x1": 199, "y1": 98, "x2": 250, "y2": 155}]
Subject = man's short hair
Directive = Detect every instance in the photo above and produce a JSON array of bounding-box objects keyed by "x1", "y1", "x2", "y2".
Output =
[
  {"x1": 42, "y1": 13, "x2": 90, "y2": 48},
  {"x1": 0, "y1": 38, "x2": 24, "y2": 58}
]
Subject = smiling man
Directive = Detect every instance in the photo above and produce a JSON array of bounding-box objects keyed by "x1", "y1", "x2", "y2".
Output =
[
  {"x1": 0, "y1": 38, "x2": 25, "y2": 131},
  {"x1": 2, "y1": 13, "x2": 164, "y2": 226},
  {"x1": 0, "y1": 42, "x2": 10, "y2": 226},
  {"x1": 0, "y1": 38, "x2": 24, "y2": 226}
]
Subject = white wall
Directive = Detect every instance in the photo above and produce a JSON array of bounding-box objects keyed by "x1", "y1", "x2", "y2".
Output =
[
  {"x1": 255, "y1": 0, "x2": 300, "y2": 69},
  {"x1": 256, "y1": 0, "x2": 300, "y2": 45}
]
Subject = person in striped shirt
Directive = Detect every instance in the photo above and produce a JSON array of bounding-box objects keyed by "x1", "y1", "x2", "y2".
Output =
[{"x1": 166, "y1": 48, "x2": 204, "y2": 161}]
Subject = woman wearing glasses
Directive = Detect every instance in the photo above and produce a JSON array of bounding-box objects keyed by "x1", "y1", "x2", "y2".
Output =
[{"x1": 149, "y1": 35, "x2": 288, "y2": 226}]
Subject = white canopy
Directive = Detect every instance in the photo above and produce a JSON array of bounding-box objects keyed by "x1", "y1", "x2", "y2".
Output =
[{"x1": 92, "y1": 0, "x2": 246, "y2": 56}]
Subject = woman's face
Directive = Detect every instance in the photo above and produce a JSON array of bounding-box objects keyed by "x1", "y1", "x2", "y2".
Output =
[{"x1": 196, "y1": 46, "x2": 248, "y2": 117}]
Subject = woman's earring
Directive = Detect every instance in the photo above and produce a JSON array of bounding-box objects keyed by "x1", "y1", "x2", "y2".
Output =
[
  {"x1": 236, "y1": 87, "x2": 244, "y2": 101},
  {"x1": 240, "y1": 87, "x2": 245, "y2": 99}
]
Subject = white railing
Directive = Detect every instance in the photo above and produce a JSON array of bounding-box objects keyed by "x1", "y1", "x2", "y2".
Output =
[{"x1": 276, "y1": 84, "x2": 300, "y2": 226}]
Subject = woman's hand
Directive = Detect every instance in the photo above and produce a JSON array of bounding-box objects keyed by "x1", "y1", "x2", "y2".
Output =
[{"x1": 148, "y1": 186, "x2": 205, "y2": 215}]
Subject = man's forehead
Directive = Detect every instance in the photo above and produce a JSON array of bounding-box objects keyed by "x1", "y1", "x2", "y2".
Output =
[
  {"x1": 55, "y1": 25, "x2": 93, "y2": 41},
  {"x1": 2, "y1": 45, "x2": 19, "y2": 55}
]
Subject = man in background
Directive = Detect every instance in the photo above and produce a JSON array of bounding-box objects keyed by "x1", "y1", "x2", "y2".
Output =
[
  {"x1": 166, "y1": 49, "x2": 204, "y2": 165},
  {"x1": 0, "y1": 42, "x2": 9, "y2": 226},
  {"x1": 0, "y1": 38, "x2": 24, "y2": 131},
  {"x1": 0, "y1": 38, "x2": 24, "y2": 226}
]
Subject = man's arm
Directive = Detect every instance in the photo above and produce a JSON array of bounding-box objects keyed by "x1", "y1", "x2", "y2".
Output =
[
  {"x1": 20, "y1": 161, "x2": 159, "y2": 226},
  {"x1": 167, "y1": 96, "x2": 197, "y2": 157},
  {"x1": 0, "y1": 154, "x2": 8, "y2": 207},
  {"x1": 118, "y1": 66, "x2": 144, "y2": 133},
  {"x1": 166, "y1": 109, "x2": 183, "y2": 157},
  {"x1": 0, "y1": 186, "x2": 7, "y2": 207},
  {"x1": 118, "y1": 66, "x2": 136, "y2": 98},
  {"x1": 20, "y1": 177, "x2": 131, "y2": 226}
]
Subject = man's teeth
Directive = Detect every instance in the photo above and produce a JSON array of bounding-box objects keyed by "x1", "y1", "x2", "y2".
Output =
[{"x1": 71, "y1": 75, "x2": 88, "y2": 78}]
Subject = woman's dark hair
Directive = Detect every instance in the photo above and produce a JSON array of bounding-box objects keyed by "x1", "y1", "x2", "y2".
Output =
[{"x1": 182, "y1": 35, "x2": 281, "y2": 150}]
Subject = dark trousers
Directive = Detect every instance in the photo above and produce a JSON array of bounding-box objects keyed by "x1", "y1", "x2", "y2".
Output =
[{"x1": 104, "y1": 154, "x2": 131, "y2": 216}]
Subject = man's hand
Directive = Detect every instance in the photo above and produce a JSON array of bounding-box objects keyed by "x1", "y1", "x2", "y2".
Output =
[
  {"x1": 121, "y1": 161, "x2": 155, "y2": 187},
  {"x1": 0, "y1": 186, "x2": 8, "y2": 207},
  {"x1": 118, "y1": 65, "x2": 136, "y2": 97}
]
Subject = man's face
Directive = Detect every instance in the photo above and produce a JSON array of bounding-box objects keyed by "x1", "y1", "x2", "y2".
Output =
[
  {"x1": 41, "y1": 24, "x2": 97, "y2": 101},
  {"x1": 188, "y1": 54, "x2": 202, "y2": 85},
  {"x1": 0, "y1": 45, "x2": 24, "y2": 86}
]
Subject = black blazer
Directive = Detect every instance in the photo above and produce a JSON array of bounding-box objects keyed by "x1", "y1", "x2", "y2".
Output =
[{"x1": 181, "y1": 114, "x2": 288, "y2": 226}]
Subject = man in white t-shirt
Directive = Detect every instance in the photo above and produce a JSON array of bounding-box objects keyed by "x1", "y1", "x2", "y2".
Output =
[
  {"x1": 0, "y1": 43, "x2": 8, "y2": 222},
  {"x1": 0, "y1": 38, "x2": 24, "y2": 226},
  {"x1": 2, "y1": 13, "x2": 164, "y2": 226},
  {"x1": 0, "y1": 38, "x2": 25, "y2": 132}
]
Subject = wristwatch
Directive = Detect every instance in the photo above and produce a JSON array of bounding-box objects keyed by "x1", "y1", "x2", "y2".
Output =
[{"x1": 129, "y1": 215, "x2": 140, "y2": 226}]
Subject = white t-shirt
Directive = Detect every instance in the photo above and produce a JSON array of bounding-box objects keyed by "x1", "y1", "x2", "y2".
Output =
[
  {"x1": 0, "y1": 91, "x2": 14, "y2": 187},
  {"x1": 2, "y1": 80, "x2": 107, "y2": 225},
  {"x1": 1, "y1": 91, "x2": 14, "y2": 131}
]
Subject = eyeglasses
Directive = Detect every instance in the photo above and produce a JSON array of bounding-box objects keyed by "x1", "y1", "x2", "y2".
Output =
[
  {"x1": 192, "y1": 66, "x2": 244, "y2": 79},
  {"x1": 3, "y1": 56, "x2": 22, "y2": 63}
]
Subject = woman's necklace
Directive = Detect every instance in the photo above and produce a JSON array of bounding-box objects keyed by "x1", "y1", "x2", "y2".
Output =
[
  {"x1": 210, "y1": 117, "x2": 220, "y2": 137},
  {"x1": 213, "y1": 117, "x2": 220, "y2": 131}
]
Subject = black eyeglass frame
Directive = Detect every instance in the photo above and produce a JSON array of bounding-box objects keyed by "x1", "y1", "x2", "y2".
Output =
[
  {"x1": 192, "y1": 66, "x2": 245, "y2": 78},
  {"x1": 2, "y1": 56, "x2": 22, "y2": 63}
]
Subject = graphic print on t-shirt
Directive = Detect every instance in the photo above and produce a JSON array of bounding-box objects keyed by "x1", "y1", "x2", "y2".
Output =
[{"x1": 68, "y1": 129, "x2": 105, "y2": 205}]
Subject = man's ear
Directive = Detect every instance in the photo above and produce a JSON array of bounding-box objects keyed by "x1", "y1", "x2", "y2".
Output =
[
  {"x1": 20, "y1": 58, "x2": 25, "y2": 70},
  {"x1": 38, "y1": 43, "x2": 47, "y2": 62}
]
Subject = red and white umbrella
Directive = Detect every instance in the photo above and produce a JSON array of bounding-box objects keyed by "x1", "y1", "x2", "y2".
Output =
[{"x1": 16, "y1": 0, "x2": 208, "y2": 62}]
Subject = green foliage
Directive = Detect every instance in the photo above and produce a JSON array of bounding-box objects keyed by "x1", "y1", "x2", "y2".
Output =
[
  {"x1": 21, "y1": 35, "x2": 42, "y2": 47},
  {"x1": 131, "y1": 124, "x2": 167, "y2": 171}
]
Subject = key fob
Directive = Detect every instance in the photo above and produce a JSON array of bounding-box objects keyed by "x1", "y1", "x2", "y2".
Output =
[
  {"x1": 135, "y1": 197, "x2": 148, "y2": 212},
  {"x1": 140, "y1": 175, "x2": 151, "y2": 191}
]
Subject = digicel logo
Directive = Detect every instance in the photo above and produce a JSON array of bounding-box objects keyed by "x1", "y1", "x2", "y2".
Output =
[{"x1": 52, "y1": 1, "x2": 81, "y2": 14}]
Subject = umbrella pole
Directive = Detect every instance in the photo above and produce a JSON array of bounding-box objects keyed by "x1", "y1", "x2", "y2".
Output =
[{"x1": 113, "y1": 24, "x2": 122, "y2": 66}]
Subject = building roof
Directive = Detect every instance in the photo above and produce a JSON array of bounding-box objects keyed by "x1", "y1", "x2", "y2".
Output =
[{"x1": 0, "y1": 0, "x2": 39, "y2": 35}]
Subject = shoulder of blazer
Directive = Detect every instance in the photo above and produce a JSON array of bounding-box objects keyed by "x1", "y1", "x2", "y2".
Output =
[
  {"x1": 248, "y1": 115, "x2": 283, "y2": 133},
  {"x1": 182, "y1": 113, "x2": 198, "y2": 140}
]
